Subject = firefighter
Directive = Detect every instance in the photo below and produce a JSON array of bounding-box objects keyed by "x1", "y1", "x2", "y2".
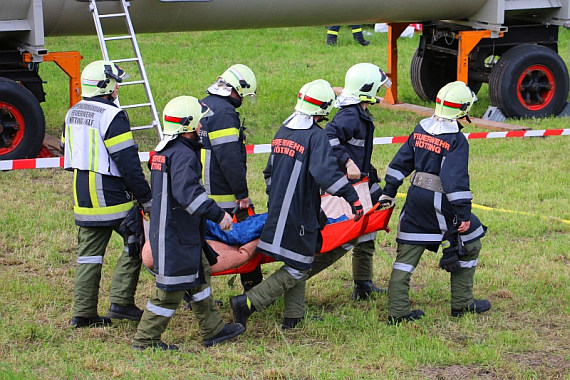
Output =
[
  {"x1": 230, "y1": 79, "x2": 364, "y2": 330},
  {"x1": 132, "y1": 96, "x2": 244, "y2": 350},
  {"x1": 380, "y1": 81, "x2": 491, "y2": 324},
  {"x1": 200, "y1": 64, "x2": 263, "y2": 292},
  {"x1": 63, "y1": 60, "x2": 152, "y2": 328},
  {"x1": 326, "y1": 25, "x2": 370, "y2": 46},
  {"x1": 308, "y1": 63, "x2": 392, "y2": 300}
]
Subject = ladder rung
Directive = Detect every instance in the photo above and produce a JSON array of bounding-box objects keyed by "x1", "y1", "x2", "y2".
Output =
[
  {"x1": 104, "y1": 35, "x2": 132, "y2": 41},
  {"x1": 112, "y1": 58, "x2": 140, "y2": 63},
  {"x1": 131, "y1": 125, "x2": 156, "y2": 131},
  {"x1": 99, "y1": 13, "x2": 127, "y2": 18},
  {"x1": 122, "y1": 103, "x2": 152, "y2": 109},
  {"x1": 120, "y1": 80, "x2": 146, "y2": 86}
]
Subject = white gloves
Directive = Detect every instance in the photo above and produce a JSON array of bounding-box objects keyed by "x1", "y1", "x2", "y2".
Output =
[
  {"x1": 346, "y1": 159, "x2": 361, "y2": 180},
  {"x1": 379, "y1": 194, "x2": 395, "y2": 208},
  {"x1": 219, "y1": 212, "x2": 233, "y2": 231}
]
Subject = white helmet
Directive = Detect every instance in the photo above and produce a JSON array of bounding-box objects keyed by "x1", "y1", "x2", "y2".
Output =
[
  {"x1": 341, "y1": 63, "x2": 391, "y2": 103},
  {"x1": 434, "y1": 81, "x2": 477, "y2": 120},
  {"x1": 219, "y1": 64, "x2": 257, "y2": 102},
  {"x1": 81, "y1": 60, "x2": 128, "y2": 97},
  {"x1": 295, "y1": 79, "x2": 336, "y2": 116}
]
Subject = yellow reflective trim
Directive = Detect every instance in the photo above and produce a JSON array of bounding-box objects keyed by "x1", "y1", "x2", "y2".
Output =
[
  {"x1": 352, "y1": 28, "x2": 363, "y2": 33},
  {"x1": 209, "y1": 127, "x2": 239, "y2": 140},
  {"x1": 73, "y1": 169, "x2": 79, "y2": 207},
  {"x1": 105, "y1": 131, "x2": 134, "y2": 148},
  {"x1": 88, "y1": 171, "x2": 100, "y2": 208},
  {"x1": 209, "y1": 194, "x2": 236, "y2": 202},
  {"x1": 74, "y1": 201, "x2": 133, "y2": 216},
  {"x1": 327, "y1": 30, "x2": 339, "y2": 35},
  {"x1": 66, "y1": 124, "x2": 73, "y2": 166}
]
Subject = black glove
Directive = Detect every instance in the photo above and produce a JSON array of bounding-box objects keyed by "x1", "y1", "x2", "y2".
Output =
[
  {"x1": 118, "y1": 204, "x2": 144, "y2": 259},
  {"x1": 438, "y1": 228, "x2": 464, "y2": 273},
  {"x1": 350, "y1": 200, "x2": 364, "y2": 222}
]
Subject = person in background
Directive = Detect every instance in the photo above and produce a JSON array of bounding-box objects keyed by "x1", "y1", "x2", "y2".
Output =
[
  {"x1": 230, "y1": 79, "x2": 363, "y2": 331},
  {"x1": 326, "y1": 25, "x2": 370, "y2": 46},
  {"x1": 132, "y1": 96, "x2": 245, "y2": 350},
  {"x1": 200, "y1": 64, "x2": 263, "y2": 292},
  {"x1": 63, "y1": 60, "x2": 151, "y2": 328},
  {"x1": 380, "y1": 81, "x2": 491, "y2": 324},
  {"x1": 308, "y1": 63, "x2": 392, "y2": 300}
]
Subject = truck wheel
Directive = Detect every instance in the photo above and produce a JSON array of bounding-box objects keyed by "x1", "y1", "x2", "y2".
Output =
[
  {"x1": 489, "y1": 44, "x2": 569, "y2": 118},
  {"x1": 0, "y1": 78, "x2": 45, "y2": 160},
  {"x1": 410, "y1": 48, "x2": 482, "y2": 101}
]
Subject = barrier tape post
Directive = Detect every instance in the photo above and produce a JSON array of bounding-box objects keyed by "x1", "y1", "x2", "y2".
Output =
[{"x1": 2, "y1": 128, "x2": 569, "y2": 170}]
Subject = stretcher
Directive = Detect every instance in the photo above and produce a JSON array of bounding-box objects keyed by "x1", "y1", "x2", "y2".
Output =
[{"x1": 141, "y1": 204, "x2": 393, "y2": 276}]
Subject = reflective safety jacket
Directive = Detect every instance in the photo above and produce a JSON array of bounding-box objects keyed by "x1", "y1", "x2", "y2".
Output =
[
  {"x1": 149, "y1": 137, "x2": 225, "y2": 291},
  {"x1": 199, "y1": 94, "x2": 248, "y2": 211},
  {"x1": 257, "y1": 121, "x2": 359, "y2": 270},
  {"x1": 382, "y1": 120, "x2": 485, "y2": 247},
  {"x1": 325, "y1": 103, "x2": 382, "y2": 202},
  {"x1": 62, "y1": 97, "x2": 151, "y2": 227}
]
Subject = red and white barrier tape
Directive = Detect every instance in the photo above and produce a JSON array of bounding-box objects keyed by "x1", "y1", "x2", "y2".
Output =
[{"x1": 2, "y1": 128, "x2": 568, "y2": 171}]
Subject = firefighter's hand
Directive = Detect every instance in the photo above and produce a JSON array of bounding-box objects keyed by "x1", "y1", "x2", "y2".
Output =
[
  {"x1": 458, "y1": 220, "x2": 470, "y2": 233},
  {"x1": 219, "y1": 212, "x2": 233, "y2": 231},
  {"x1": 379, "y1": 194, "x2": 395, "y2": 209},
  {"x1": 236, "y1": 197, "x2": 250, "y2": 210},
  {"x1": 350, "y1": 200, "x2": 364, "y2": 222},
  {"x1": 346, "y1": 159, "x2": 361, "y2": 180}
]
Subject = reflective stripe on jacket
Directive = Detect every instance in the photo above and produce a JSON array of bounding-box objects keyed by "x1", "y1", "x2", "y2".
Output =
[
  {"x1": 200, "y1": 94, "x2": 248, "y2": 211},
  {"x1": 63, "y1": 97, "x2": 151, "y2": 226},
  {"x1": 149, "y1": 137, "x2": 225, "y2": 291},
  {"x1": 325, "y1": 103, "x2": 382, "y2": 201},
  {"x1": 383, "y1": 120, "x2": 485, "y2": 246},
  {"x1": 258, "y1": 121, "x2": 359, "y2": 270}
]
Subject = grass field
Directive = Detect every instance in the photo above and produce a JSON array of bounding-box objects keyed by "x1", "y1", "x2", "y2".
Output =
[{"x1": 1, "y1": 25, "x2": 569, "y2": 379}]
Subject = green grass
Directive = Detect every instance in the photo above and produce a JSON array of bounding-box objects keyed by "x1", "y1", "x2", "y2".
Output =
[{"x1": 1, "y1": 26, "x2": 569, "y2": 379}]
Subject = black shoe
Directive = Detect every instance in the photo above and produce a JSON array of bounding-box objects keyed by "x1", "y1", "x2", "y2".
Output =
[
  {"x1": 451, "y1": 299, "x2": 491, "y2": 317},
  {"x1": 230, "y1": 294, "x2": 253, "y2": 329},
  {"x1": 70, "y1": 315, "x2": 112, "y2": 328},
  {"x1": 203, "y1": 323, "x2": 245, "y2": 347},
  {"x1": 132, "y1": 341, "x2": 179, "y2": 351},
  {"x1": 359, "y1": 40, "x2": 370, "y2": 46},
  {"x1": 388, "y1": 309, "x2": 425, "y2": 325},
  {"x1": 240, "y1": 267, "x2": 263, "y2": 293},
  {"x1": 281, "y1": 315, "x2": 323, "y2": 330},
  {"x1": 352, "y1": 280, "x2": 386, "y2": 300},
  {"x1": 108, "y1": 303, "x2": 143, "y2": 321}
]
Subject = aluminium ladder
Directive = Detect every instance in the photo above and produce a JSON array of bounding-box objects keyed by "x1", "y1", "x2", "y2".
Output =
[{"x1": 88, "y1": 0, "x2": 162, "y2": 139}]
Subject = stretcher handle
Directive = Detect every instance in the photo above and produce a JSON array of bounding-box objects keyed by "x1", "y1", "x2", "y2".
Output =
[{"x1": 232, "y1": 206, "x2": 255, "y2": 223}]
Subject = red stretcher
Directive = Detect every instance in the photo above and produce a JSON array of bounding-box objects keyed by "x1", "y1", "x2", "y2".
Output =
[{"x1": 209, "y1": 203, "x2": 393, "y2": 276}]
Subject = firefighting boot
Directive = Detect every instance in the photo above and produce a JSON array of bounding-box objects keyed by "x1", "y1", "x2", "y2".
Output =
[
  {"x1": 387, "y1": 309, "x2": 425, "y2": 325},
  {"x1": 451, "y1": 299, "x2": 491, "y2": 317},
  {"x1": 352, "y1": 280, "x2": 386, "y2": 300},
  {"x1": 351, "y1": 27, "x2": 370, "y2": 46},
  {"x1": 108, "y1": 303, "x2": 143, "y2": 321},
  {"x1": 326, "y1": 32, "x2": 338, "y2": 45},
  {"x1": 203, "y1": 323, "x2": 246, "y2": 347},
  {"x1": 70, "y1": 315, "x2": 112, "y2": 328},
  {"x1": 132, "y1": 341, "x2": 179, "y2": 351},
  {"x1": 282, "y1": 315, "x2": 324, "y2": 330},
  {"x1": 230, "y1": 294, "x2": 255, "y2": 329}
]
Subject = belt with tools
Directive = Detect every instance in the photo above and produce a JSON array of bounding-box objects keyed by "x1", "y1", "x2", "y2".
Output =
[{"x1": 410, "y1": 171, "x2": 445, "y2": 193}]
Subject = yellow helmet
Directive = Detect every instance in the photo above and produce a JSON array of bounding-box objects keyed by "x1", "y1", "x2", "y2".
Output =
[
  {"x1": 162, "y1": 96, "x2": 213, "y2": 135},
  {"x1": 295, "y1": 79, "x2": 336, "y2": 116},
  {"x1": 219, "y1": 64, "x2": 257, "y2": 101},
  {"x1": 80, "y1": 60, "x2": 128, "y2": 97},
  {"x1": 341, "y1": 63, "x2": 391, "y2": 103},
  {"x1": 434, "y1": 81, "x2": 477, "y2": 120}
]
